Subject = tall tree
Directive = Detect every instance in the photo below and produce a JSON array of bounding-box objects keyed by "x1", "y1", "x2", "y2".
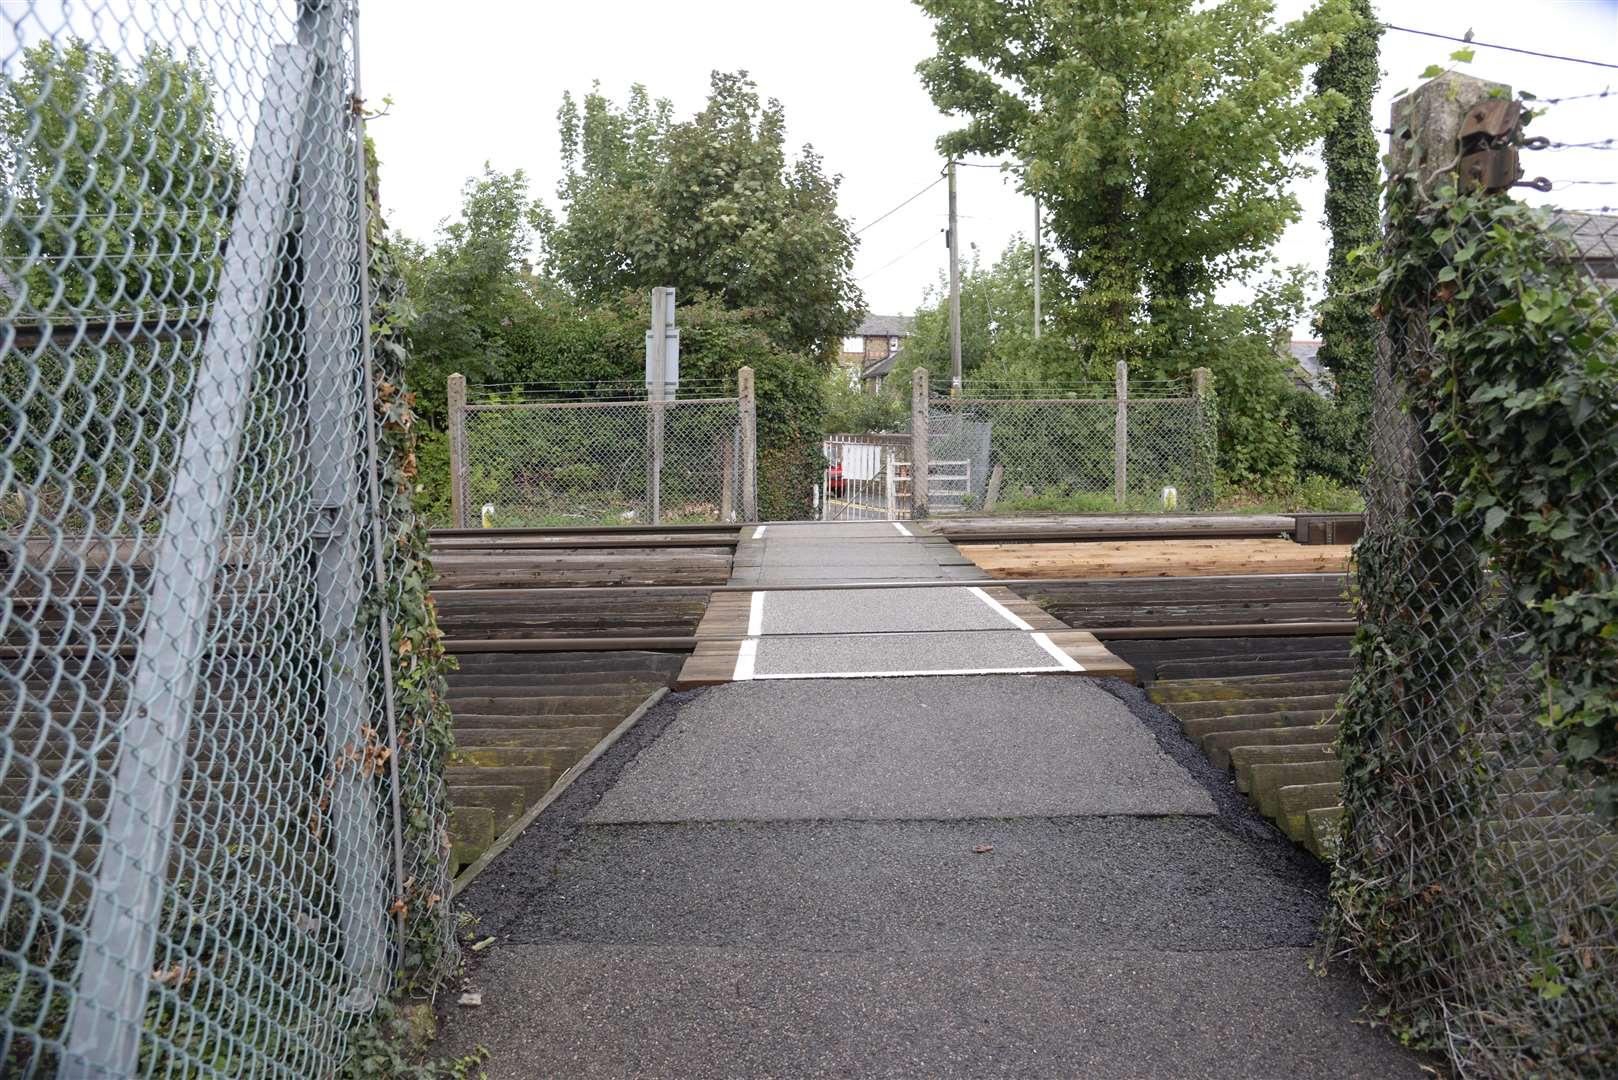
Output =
[
  {"x1": 905, "y1": 238, "x2": 1070, "y2": 386},
  {"x1": 1310, "y1": 0, "x2": 1381, "y2": 467},
  {"x1": 544, "y1": 71, "x2": 862, "y2": 360},
  {"x1": 396, "y1": 165, "x2": 550, "y2": 420},
  {"x1": 0, "y1": 40, "x2": 239, "y2": 315},
  {"x1": 914, "y1": 0, "x2": 1350, "y2": 369}
]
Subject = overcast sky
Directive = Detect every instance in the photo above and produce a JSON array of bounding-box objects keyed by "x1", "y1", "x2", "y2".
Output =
[
  {"x1": 359, "y1": 0, "x2": 1615, "y2": 336},
  {"x1": 7, "y1": 1, "x2": 1611, "y2": 332}
]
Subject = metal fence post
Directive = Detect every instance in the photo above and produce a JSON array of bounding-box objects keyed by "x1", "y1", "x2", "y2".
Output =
[
  {"x1": 738, "y1": 365, "x2": 757, "y2": 521},
  {"x1": 1114, "y1": 360, "x2": 1129, "y2": 507},
  {"x1": 910, "y1": 367, "x2": 930, "y2": 518},
  {"x1": 448, "y1": 373, "x2": 468, "y2": 528},
  {"x1": 63, "y1": 40, "x2": 317, "y2": 1077},
  {"x1": 298, "y1": 0, "x2": 388, "y2": 1009},
  {"x1": 646, "y1": 288, "x2": 671, "y2": 524}
]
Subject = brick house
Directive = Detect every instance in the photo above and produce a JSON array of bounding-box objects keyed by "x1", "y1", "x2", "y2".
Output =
[{"x1": 839, "y1": 314, "x2": 914, "y2": 392}]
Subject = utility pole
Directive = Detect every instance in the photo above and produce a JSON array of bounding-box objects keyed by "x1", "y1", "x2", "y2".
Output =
[
  {"x1": 1032, "y1": 191, "x2": 1042, "y2": 340},
  {"x1": 947, "y1": 159, "x2": 961, "y2": 395}
]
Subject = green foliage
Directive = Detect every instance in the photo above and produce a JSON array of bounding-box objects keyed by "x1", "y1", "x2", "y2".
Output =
[
  {"x1": 1327, "y1": 125, "x2": 1618, "y2": 1070},
  {"x1": 545, "y1": 72, "x2": 862, "y2": 358},
  {"x1": 1371, "y1": 181, "x2": 1618, "y2": 804},
  {"x1": 1216, "y1": 472, "x2": 1364, "y2": 513},
  {"x1": 0, "y1": 39, "x2": 238, "y2": 311},
  {"x1": 914, "y1": 0, "x2": 1352, "y2": 367},
  {"x1": 394, "y1": 166, "x2": 550, "y2": 422},
  {"x1": 821, "y1": 367, "x2": 910, "y2": 434},
  {"x1": 1159, "y1": 271, "x2": 1313, "y2": 486},
  {"x1": 1309, "y1": 0, "x2": 1381, "y2": 481},
  {"x1": 410, "y1": 289, "x2": 827, "y2": 521},
  {"x1": 364, "y1": 139, "x2": 458, "y2": 988},
  {"x1": 904, "y1": 240, "x2": 1082, "y2": 385},
  {"x1": 339, "y1": 1001, "x2": 488, "y2": 1080}
]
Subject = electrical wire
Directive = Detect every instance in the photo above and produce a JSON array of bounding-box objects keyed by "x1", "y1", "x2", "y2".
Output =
[
  {"x1": 1383, "y1": 24, "x2": 1618, "y2": 71},
  {"x1": 857, "y1": 231, "x2": 942, "y2": 281},
  {"x1": 853, "y1": 174, "x2": 946, "y2": 237}
]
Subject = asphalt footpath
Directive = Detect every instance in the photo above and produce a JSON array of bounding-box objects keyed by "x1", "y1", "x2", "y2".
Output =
[{"x1": 438, "y1": 672, "x2": 1428, "y2": 1078}]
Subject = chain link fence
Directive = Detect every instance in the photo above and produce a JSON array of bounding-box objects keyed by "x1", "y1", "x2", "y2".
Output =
[
  {"x1": 924, "y1": 370, "x2": 1218, "y2": 515},
  {"x1": 2, "y1": 1, "x2": 452, "y2": 1075},
  {"x1": 451, "y1": 379, "x2": 757, "y2": 527},
  {"x1": 1327, "y1": 78, "x2": 1616, "y2": 1077}
]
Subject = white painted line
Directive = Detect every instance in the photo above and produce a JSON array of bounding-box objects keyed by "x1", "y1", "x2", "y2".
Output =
[
  {"x1": 732, "y1": 638, "x2": 759, "y2": 681},
  {"x1": 1032, "y1": 632, "x2": 1084, "y2": 672},
  {"x1": 747, "y1": 591, "x2": 767, "y2": 637},
  {"x1": 755, "y1": 665, "x2": 1068, "y2": 680},
  {"x1": 752, "y1": 525, "x2": 767, "y2": 539},
  {"x1": 892, "y1": 522, "x2": 912, "y2": 536},
  {"x1": 968, "y1": 585, "x2": 1034, "y2": 631}
]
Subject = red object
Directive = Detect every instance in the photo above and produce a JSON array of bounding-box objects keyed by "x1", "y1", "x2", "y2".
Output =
[{"x1": 826, "y1": 462, "x2": 845, "y2": 496}]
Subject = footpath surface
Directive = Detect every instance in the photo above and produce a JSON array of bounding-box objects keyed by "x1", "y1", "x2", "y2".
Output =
[{"x1": 438, "y1": 524, "x2": 1424, "y2": 1078}]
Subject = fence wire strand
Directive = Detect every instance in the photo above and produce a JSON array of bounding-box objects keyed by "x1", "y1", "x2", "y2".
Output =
[
  {"x1": 1331, "y1": 183, "x2": 1618, "y2": 1075},
  {"x1": 1, "y1": 2, "x2": 451, "y2": 1075}
]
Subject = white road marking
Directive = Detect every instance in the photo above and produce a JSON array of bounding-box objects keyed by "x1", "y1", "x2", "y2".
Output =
[
  {"x1": 892, "y1": 521, "x2": 912, "y2": 536},
  {"x1": 747, "y1": 591, "x2": 767, "y2": 637},
  {"x1": 732, "y1": 638, "x2": 759, "y2": 681},
  {"x1": 754, "y1": 665, "x2": 1068, "y2": 680},
  {"x1": 752, "y1": 525, "x2": 767, "y2": 539},
  {"x1": 967, "y1": 586, "x2": 1034, "y2": 631},
  {"x1": 1032, "y1": 632, "x2": 1084, "y2": 671}
]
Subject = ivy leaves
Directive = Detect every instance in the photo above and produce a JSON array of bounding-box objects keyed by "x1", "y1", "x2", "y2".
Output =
[{"x1": 1380, "y1": 177, "x2": 1618, "y2": 811}]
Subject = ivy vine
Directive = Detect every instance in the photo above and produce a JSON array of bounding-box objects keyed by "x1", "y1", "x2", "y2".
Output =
[
  {"x1": 1326, "y1": 94, "x2": 1618, "y2": 1068},
  {"x1": 1374, "y1": 177, "x2": 1618, "y2": 807},
  {"x1": 362, "y1": 136, "x2": 460, "y2": 986}
]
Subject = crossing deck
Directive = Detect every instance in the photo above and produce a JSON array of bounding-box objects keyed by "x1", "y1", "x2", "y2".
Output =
[{"x1": 676, "y1": 521, "x2": 1133, "y2": 688}]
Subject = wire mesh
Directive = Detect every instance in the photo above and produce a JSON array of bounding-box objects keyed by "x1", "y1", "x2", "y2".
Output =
[
  {"x1": 926, "y1": 384, "x2": 1218, "y2": 514},
  {"x1": 2, "y1": 1, "x2": 449, "y2": 1075},
  {"x1": 461, "y1": 390, "x2": 753, "y2": 526},
  {"x1": 1335, "y1": 195, "x2": 1618, "y2": 1075}
]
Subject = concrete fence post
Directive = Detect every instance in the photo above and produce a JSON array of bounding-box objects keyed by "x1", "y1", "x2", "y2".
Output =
[
  {"x1": 910, "y1": 367, "x2": 930, "y2": 518},
  {"x1": 738, "y1": 365, "x2": 757, "y2": 521},
  {"x1": 447, "y1": 372, "x2": 468, "y2": 529},
  {"x1": 885, "y1": 448, "x2": 898, "y2": 519},
  {"x1": 1114, "y1": 360, "x2": 1129, "y2": 507}
]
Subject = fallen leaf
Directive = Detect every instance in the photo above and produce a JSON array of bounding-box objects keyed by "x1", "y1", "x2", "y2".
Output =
[
  {"x1": 972, "y1": 845, "x2": 994, "y2": 855},
  {"x1": 471, "y1": 935, "x2": 496, "y2": 952}
]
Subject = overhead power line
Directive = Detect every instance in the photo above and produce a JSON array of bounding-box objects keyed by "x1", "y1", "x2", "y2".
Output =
[
  {"x1": 854, "y1": 174, "x2": 946, "y2": 237},
  {"x1": 858, "y1": 231, "x2": 941, "y2": 281},
  {"x1": 1383, "y1": 24, "x2": 1618, "y2": 71}
]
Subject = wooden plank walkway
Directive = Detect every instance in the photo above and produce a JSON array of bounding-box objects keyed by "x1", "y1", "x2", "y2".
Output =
[{"x1": 960, "y1": 538, "x2": 1354, "y2": 579}]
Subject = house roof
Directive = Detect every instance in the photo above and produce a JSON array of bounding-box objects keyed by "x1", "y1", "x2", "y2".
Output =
[
  {"x1": 1552, "y1": 210, "x2": 1618, "y2": 279},
  {"x1": 863, "y1": 348, "x2": 903, "y2": 379},
  {"x1": 1287, "y1": 339, "x2": 1330, "y2": 396},
  {"x1": 854, "y1": 314, "x2": 914, "y2": 338}
]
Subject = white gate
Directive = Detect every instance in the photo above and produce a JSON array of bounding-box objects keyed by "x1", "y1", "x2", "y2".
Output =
[
  {"x1": 822, "y1": 436, "x2": 899, "y2": 520},
  {"x1": 818, "y1": 435, "x2": 975, "y2": 520}
]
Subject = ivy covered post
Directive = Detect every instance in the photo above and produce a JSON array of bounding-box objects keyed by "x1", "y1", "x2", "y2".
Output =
[
  {"x1": 1325, "y1": 70, "x2": 1508, "y2": 1047},
  {"x1": 1312, "y1": 0, "x2": 1381, "y2": 461}
]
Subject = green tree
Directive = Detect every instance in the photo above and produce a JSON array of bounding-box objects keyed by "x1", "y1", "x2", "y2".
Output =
[
  {"x1": 1, "y1": 40, "x2": 239, "y2": 315},
  {"x1": 1307, "y1": 0, "x2": 1382, "y2": 483},
  {"x1": 395, "y1": 165, "x2": 551, "y2": 421},
  {"x1": 544, "y1": 71, "x2": 863, "y2": 359},
  {"x1": 914, "y1": 0, "x2": 1350, "y2": 369},
  {"x1": 904, "y1": 238, "x2": 1077, "y2": 387}
]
